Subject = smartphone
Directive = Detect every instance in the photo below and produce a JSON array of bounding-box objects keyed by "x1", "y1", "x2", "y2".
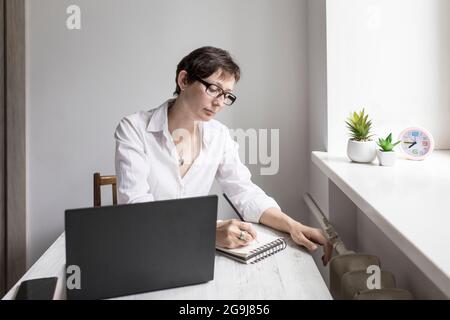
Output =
[{"x1": 15, "y1": 277, "x2": 58, "y2": 300}]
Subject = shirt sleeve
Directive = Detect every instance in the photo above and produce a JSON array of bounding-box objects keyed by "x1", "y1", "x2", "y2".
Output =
[
  {"x1": 215, "y1": 126, "x2": 280, "y2": 223},
  {"x1": 114, "y1": 117, "x2": 155, "y2": 204}
]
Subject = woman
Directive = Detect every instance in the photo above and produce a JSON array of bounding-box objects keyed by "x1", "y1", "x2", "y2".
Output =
[{"x1": 115, "y1": 46, "x2": 332, "y2": 265}]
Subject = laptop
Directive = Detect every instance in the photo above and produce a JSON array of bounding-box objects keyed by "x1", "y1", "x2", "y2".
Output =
[{"x1": 65, "y1": 195, "x2": 218, "y2": 300}]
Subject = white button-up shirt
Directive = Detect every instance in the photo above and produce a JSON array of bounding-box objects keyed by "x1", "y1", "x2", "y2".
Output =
[{"x1": 114, "y1": 99, "x2": 280, "y2": 223}]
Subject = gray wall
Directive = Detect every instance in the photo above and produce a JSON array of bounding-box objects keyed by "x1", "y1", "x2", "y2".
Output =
[
  {"x1": 26, "y1": 0, "x2": 310, "y2": 266},
  {"x1": 306, "y1": 0, "x2": 330, "y2": 285}
]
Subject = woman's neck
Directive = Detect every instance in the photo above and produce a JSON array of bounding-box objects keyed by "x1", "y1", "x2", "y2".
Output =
[{"x1": 168, "y1": 98, "x2": 198, "y2": 135}]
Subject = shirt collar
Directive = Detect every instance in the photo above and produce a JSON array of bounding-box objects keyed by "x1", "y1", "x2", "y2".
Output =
[
  {"x1": 146, "y1": 99, "x2": 171, "y2": 133},
  {"x1": 200, "y1": 121, "x2": 213, "y2": 149},
  {"x1": 146, "y1": 99, "x2": 213, "y2": 149}
]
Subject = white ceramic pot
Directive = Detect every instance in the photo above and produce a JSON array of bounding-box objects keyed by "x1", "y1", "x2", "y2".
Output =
[
  {"x1": 347, "y1": 139, "x2": 377, "y2": 163},
  {"x1": 377, "y1": 150, "x2": 397, "y2": 166}
]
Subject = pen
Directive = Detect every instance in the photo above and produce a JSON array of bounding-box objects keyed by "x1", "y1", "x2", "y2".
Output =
[
  {"x1": 223, "y1": 193, "x2": 259, "y2": 243},
  {"x1": 222, "y1": 193, "x2": 245, "y2": 221}
]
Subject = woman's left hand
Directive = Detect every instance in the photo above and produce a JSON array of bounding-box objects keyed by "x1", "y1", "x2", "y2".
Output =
[{"x1": 289, "y1": 222, "x2": 333, "y2": 266}]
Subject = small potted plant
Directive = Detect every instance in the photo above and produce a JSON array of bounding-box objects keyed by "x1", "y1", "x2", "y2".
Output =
[
  {"x1": 376, "y1": 133, "x2": 400, "y2": 166},
  {"x1": 346, "y1": 108, "x2": 376, "y2": 163}
]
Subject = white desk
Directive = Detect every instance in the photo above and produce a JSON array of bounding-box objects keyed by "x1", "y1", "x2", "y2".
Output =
[
  {"x1": 312, "y1": 151, "x2": 450, "y2": 297},
  {"x1": 2, "y1": 224, "x2": 331, "y2": 300}
]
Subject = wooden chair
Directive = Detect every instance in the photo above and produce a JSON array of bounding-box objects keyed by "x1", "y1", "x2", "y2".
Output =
[{"x1": 93, "y1": 172, "x2": 117, "y2": 207}]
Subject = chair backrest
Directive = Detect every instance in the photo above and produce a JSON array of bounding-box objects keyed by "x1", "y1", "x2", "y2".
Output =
[{"x1": 93, "y1": 172, "x2": 117, "y2": 207}]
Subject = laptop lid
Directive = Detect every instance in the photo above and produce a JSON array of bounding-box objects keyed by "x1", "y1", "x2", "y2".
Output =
[{"x1": 65, "y1": 195, "x2": 218, "y2": 300}]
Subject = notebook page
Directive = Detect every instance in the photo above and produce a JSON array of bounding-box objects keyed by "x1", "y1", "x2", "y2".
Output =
[{"x1": 216, "y1": 230, "x2": 283, "y2": 258}]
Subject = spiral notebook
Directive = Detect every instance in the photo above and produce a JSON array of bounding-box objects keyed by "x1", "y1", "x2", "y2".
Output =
[{"x1": 216, "y1": 230, "x2": 287, "y2": 264}]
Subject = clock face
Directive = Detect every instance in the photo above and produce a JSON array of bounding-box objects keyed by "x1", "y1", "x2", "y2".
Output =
[{"x1": 399, "y1": 127, "x2": 434, "y2": 160}]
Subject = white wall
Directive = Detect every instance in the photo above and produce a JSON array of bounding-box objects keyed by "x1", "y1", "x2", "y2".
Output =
[
  {"x1": 305, "y1": 0, "x2": 450, "y2": 298},
  {"x1": 327, "y1": 0, "x2": 450, "y2": 154},
  {"x1": 356, "y1": 208, "x2": 446, "y2": 299},
  {"x1": 26, "y1": 0, "x2": 310, "y2": 266},
  {"x1": 325, "y1": 0, "x2": 450, "y2": 299}
]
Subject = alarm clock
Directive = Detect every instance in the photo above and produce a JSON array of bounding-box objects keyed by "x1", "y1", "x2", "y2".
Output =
[{"x1": 398, "y1": 127, "x2": 434, "y2": 160}]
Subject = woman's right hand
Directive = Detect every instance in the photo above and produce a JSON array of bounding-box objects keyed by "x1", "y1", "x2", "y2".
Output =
[{"x1": 216, "y1": 219, "x2": 257, "y2": 249}]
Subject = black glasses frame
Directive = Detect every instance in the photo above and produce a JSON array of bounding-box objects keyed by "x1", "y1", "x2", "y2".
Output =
[{"x1": 192, "y1": 75, "x2": 237, "y2": 106}]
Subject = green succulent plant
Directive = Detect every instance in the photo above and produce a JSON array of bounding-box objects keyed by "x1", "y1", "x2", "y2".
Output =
[
  {"x1": 345, "y1": 108, "x2": 374, "y2": 142},
  {"x1": 377, "y1": 133, "x2": 401, "y2": 152}
]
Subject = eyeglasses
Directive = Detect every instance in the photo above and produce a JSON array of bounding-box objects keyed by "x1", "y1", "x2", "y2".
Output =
[{"x1": 193, "y1": 75, "x2": 237, "y2": 106}]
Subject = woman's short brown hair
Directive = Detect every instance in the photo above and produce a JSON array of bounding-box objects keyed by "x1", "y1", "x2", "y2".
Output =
[{"x1": 174, "y1": 46, "x2": 241, "y2": 96}]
